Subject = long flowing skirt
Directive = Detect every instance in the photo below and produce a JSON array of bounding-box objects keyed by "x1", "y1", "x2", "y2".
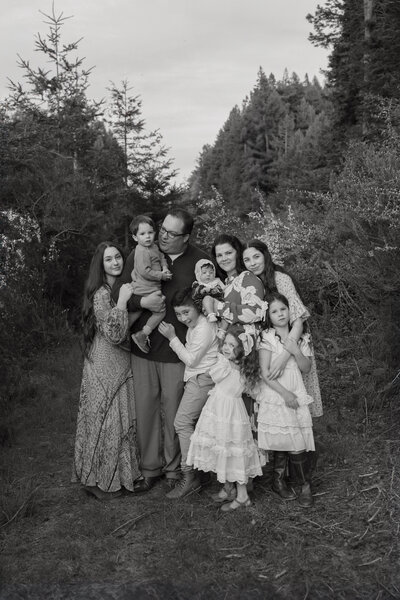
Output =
[{"x1": 72, "y1": 335, "x2": 140, "y2": 492}]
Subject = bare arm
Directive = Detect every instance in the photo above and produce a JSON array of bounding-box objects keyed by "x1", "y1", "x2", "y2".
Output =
[
  {"x1": 259, "y1": 348, "x2": 299, "y2": 409},
  {"x1": 268, "y1": 317, "x2": 304, "y2": 380},
  {"x1": 284, "y1": 338, "x2": 311, "y2": 374}
]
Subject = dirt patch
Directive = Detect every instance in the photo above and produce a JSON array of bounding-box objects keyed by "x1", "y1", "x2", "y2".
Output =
[{"x1": 0, "y1": 342, "x2": 399, "y2": 599}]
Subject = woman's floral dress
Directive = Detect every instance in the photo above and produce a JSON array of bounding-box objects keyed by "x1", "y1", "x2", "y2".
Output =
[
  {"x1": 215, "y1": 271, "x2": 268, "y2": 336},
  {"x1": 214, "y1": 271, "x2": 268, "y2": 434},
  {"x1": 72, "y1": 286, "x2": 141, "y2": 492}
]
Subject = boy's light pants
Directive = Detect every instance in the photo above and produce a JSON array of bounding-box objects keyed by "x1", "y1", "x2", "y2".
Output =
[{"x1": 174, "y1": 372, "x2": 214, "y2": 473}]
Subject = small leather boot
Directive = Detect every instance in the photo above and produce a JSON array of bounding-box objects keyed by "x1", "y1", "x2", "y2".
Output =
[
  {"x1": 289, "y1": 452, "x2": 314, "y2": 507},
  {"x1": 272, "y1": 451, "x2": 296, "y2": 500}
]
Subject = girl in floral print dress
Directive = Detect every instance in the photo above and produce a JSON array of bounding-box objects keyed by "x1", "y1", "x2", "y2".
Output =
[{"x1": 72, "y1": 242, "x2": 141, "y2": 500}]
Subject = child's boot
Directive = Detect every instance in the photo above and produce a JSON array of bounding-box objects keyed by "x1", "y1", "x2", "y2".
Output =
[
  {"x1": 166, "y1": 469, "x2": 201, "y2": 499},
  {"x1": 289, "y1": 452, "x2": 314, "y2": 507},
  {"x1": 272, "y1": 451, "x2": 296, "y2": 500}
]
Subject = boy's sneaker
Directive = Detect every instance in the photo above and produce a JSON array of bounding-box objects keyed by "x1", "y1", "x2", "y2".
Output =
[{"x1": 131, "y1": 330, "x2": 150, "y2": 353}]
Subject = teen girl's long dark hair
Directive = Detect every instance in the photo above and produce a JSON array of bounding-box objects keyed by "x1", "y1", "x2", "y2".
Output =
[
  {"x1": 211, "y1": 234, "x2": 245, "y2": 280},
  {"x1": 82, "y1": 241, "x2": 125, "y2": 357},
  {"x1": 243, "y1": 239, "x2": 303, "y2": 299}
]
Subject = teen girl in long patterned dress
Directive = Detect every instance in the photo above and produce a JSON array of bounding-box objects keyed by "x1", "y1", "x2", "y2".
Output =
[{"x1": 72, "y1": 242, "x2": 141, "y2": 499}]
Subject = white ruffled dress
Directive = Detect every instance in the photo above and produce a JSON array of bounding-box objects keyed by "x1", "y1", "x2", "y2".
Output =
[
  {"x1": 256, "y1": 329, "x2": 315, "y2": 452},
  {"x1": 186, "y1": 354, "x2": 262, "y2": 485}
]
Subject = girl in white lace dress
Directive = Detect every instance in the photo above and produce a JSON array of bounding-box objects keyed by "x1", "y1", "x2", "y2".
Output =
[
  {"x1": 256, "y1": 292, "x2": 315, "y2": 507},
  {"x1": 186, "y1": 324, "x2": 262, "y2": 511}
]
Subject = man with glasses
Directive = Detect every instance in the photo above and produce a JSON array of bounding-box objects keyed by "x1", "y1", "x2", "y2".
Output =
[{"x1": 113, "y1": 208, "x2": 210, "y2": 493}]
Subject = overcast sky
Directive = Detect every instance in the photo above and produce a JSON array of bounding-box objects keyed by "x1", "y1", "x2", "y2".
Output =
[{"x1": 1, "y1": 1, "x2": 329, "y2": 183}]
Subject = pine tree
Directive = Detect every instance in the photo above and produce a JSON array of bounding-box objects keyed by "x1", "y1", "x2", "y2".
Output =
[
  {"x1": 107, "y1": 80, "x2": 179, "y2": 241},
  {"x1": 1, "y1": 7, "x2": 126, "y2": 315}
]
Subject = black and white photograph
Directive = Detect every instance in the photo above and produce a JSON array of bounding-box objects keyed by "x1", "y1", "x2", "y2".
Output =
[{"x1": 1, "y1": 1, "x2": 399, "y2": 598}]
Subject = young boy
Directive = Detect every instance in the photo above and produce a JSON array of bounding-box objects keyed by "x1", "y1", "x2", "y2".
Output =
[
  {"x1": 130, "y1": 215, "x2": 172, "y2": 353},
  {"x1": 158, "y1": 286, "x2": 219, "y2": 499}
]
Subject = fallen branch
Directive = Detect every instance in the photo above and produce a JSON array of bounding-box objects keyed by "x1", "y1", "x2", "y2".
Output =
[
  {"x1": 358, "y1": 471, "x2": 378, "y2": 478},
  {"x1": 377, "y1": 581, "x2": 398, "y2": 599},
  {"x1": 274, "y1": 569, "x2": 287, "y2": 580},
  {"x1": 110, "y1": 512, "x2": 153, "y2": 536},
  {"x1": 0, "y1": 484, "x2": 42, "y2": 529},
  {"x1": 357, "y1": 557, "x2": 382, "y2": 567},
  {"x1": 360, "y1": 484, "x2": 382, "y2": 494},
  {"x1": 367, "y1": 507, "x2": 382, "y2": 523}
]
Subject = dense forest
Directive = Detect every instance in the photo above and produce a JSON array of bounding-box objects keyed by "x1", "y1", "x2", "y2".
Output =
[{"x1": 1, "y1": 0, "x2": 399, "y2": 431}]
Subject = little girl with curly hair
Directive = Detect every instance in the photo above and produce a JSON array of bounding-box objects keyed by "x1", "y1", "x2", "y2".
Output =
[{"x1": 186, "y1": 324, "x2": 262, "y2": 511}]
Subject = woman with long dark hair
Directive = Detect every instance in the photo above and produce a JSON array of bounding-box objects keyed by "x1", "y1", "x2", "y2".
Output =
[
  {"x1": 242, "y1": 239, "x2": 322, "y2": 418},
  {"x1": 203, "y1": 234, "x2": 268, "y2": 465},
  {"x1": 72, "y1": 241, "x2": 141, "y2": 499},
  {"x1": 205, "y1": 234, "x2": 268, "y2": 332}
]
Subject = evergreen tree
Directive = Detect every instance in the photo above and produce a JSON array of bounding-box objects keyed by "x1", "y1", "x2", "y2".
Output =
[
  {"x1": 186, "y1": 67, "x2": 332, "y2": 212},
  {"x1": 1, "y1": 7, "x2": 126, "y2": 316},
  {"x1": 307, "y1": 0, "x2": 400, "y2": 139},
  {"x1": 107, "y1": 80, "x2": 179, "y2": 242}
]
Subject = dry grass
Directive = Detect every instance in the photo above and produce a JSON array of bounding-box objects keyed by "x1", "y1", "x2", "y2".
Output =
[{"x1": 0, "y1": 341, "x2": 399, "y2": 600}]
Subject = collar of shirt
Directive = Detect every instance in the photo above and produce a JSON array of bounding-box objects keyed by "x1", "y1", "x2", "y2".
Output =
[{"x1": 167, "y1": 252, "x2": 184, "y2": 262}]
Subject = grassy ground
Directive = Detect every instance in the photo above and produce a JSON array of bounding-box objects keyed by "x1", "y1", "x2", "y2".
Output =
[{"x1": 0, "y1": 341, "x2": 399, "y2": 599}]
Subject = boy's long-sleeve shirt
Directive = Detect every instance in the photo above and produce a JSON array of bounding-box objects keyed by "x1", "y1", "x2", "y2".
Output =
[{"x1": 169, "y1": 315, "x2": 219, "y2": 381}]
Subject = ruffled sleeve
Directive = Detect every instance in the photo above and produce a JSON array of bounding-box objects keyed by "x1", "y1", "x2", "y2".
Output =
[
  {"x1": 94, "y1": 286, "x2": 129, "y2": 344},
  {"x1": 215, "y1": 271, "x2": 268, "y2": 325},
  {"x1": 299, "y1": 333, "x2": 313, "y2": 357},
  {"x1": 257, "y1": 329, "x2": 279, "y2": 352},
  {"x1": 209, "y1": 354, "x2": 233, "y2": 383},
  {"x1": 274, "y1": 272, "x2": 310, "y2": 323}
]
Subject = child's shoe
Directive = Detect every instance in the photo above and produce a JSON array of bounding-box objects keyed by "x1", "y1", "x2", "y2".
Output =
[
  {"x1": 272, "y1": 451, "x2": 296, "y2": 500},
  {"x1": 211, "y1": 483, "x2": 236, "y2": 503},
  {"x1": 220, "y1": 497, "x2": 251, "y2": 512},
  {"x1": 289, "y1": 452, "x2": 314, "y2": 507},
  {"x1": 131, "y1": 330, "x2": 150, "y2": 353}
]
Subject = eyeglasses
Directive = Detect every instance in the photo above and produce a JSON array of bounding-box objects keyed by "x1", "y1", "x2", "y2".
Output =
[{"x1": 159, "y1": 226, "x2": 186, "y2": 239}]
